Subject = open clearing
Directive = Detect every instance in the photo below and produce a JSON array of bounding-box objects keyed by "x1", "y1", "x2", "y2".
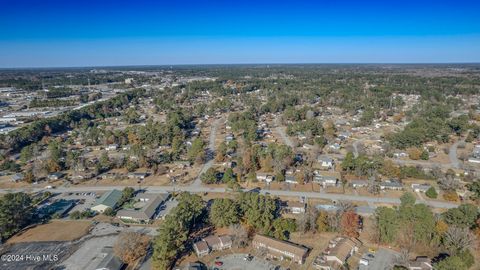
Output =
[{"x1": 8, "y1": 220, "x2": 92, "y2": 243}]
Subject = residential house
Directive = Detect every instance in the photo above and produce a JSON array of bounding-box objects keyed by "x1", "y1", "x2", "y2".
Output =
[
  {"x1": 411, "y1": 184, "x2": 432, "y2": 193},
  {"x1": 313, "y1": 237, "x2": 361, "y2": 270},
  {"x1": 285, "y1": 175, "x2": 298, "y2": 184},
  {"x1": 11, "y1": 173, "x2": 24, "y2": 182},
  {"x1": 338, "y1": 132, "x2": 350, "y2": 141},
  {"x1": 72, "y1": 171, "x2": 96, "y2": 181},
  {"x1": 225, "y1": 133, "x2": 234, "y2": 142},
  {"x1": 285, "y1": 201, "x2": 306, "y2": 214},
  {"x1": 328, "y1": 143, "x2": 341, "y2": 151},
  {"x1": 127, "y1": 172, "x2": 148, "y2": 180},
  {"x1": 252, "y1": 234, "x2": 309, "y2": 265},
  {"x1": 315, "y1": 204, "x2": 340, "y2": 213},
  {"x1": 193, "y1": 235, "x2": 233, "y2": 257},
  {"x1": 105, "y1": 144, "x2": 118, "y2": 151},
  {"x1": 379, "y1": 180, "x2": 403, "y2": 191},
  {"x1": 393, "y1": 152, "x2": 408, "y2": 158},
  {"x1": 256, "y1": 172, "x2": 268, "y2": 182},
  {"x1": 472, "y1": 145, "x2": 480, "y2": 159},
  {"x1": 47, "y1": 172, "x2": 64, "y2": 181},
  {"x1": 204, "y1": 235, "x2": 232, "y2": 251},
  {"x1": 116, "y1": 193, "x2": 169, "y2": 223},
  {"x1": 91, "y1": 189, "x2": 123, "y2": 213},
  {"x1": 193, "y1": 240, "x2": 210, "y2": 257},
  {"x1": 350, "y1": 180, "x2": 369, "y2": 189},
  {"x1": 317, "y1": 156, "x2": 334, "y2": 170},
  {"x1": 256, "y1": 172, "x2": 274, "y2": 183},
  {"x1": 314, "y1": 173, "x2": 338, "y2": 188}
]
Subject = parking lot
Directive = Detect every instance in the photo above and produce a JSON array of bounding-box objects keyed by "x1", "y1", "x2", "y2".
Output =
[
  {"x1": 57, "y1": 191, "x2": 98, "y2": 213},
  {"x1": 358, "y1": 248, "x2": 399, "y2": 270},
  {"x1": 0, "y1": 241, "x2": 73, "y2": 270},
  {"x1": 211, "y1": 254, "x2": 278, "y2": 270}
]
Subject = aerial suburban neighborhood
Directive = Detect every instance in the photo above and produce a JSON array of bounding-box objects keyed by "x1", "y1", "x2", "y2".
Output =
[
  {"x1": 1, "y1": 64, "x2": 479, "y2": 270},
  {"x1": 1, "y1": 1, "x2": 480, "y2": 270}
]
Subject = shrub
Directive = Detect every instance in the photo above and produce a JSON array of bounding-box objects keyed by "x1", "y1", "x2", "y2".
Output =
[
  {"x1": 425, "y1": 187, "x2": 438, "y2": 199},
  {"x1": 443, "y1": 191, "x2": 459, "y2": 202}
]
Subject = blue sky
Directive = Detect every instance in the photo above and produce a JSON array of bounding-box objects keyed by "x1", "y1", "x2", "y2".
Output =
[{"x1": 1, "y1": 0, "x2": 479, "y2": 67}]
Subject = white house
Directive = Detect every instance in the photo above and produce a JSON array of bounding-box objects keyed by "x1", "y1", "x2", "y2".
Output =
[
  {"x1": 380, "y1": 180, "x2": 403, "y2": 191},
  {"x1": 105, "y1": 144, "x2": 118, "y2": 151},
  {"x1": 285, "y1": 201, "x2": 306, "y2": 214},
  {"x1": 285, "y1": 175, "x2": 298, "y2": 184},
  {"x1": 411, "y1": 183, "x2": 432, "y2": 193},
  {"x1": 314, "y1": 175, "x2": 338, "y2": 188},
  {"x1": 350, "y1": 180, "x2": 369, "y2": 189},
  {"x1": 317, "y1": 156, "x2": 334, "y2": 169}
]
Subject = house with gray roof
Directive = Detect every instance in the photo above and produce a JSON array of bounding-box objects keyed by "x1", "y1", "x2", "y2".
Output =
[
  {"x1": 91, "y1": 189, "x2": 123, "y2": 213},
  {"x1": 116, "y1": 193, "x2": 169, "y2": 223},
  {"x1": 379, "y1": 180, "x2": 403, "y2": 191},
  {"x1": 313, "y1": 174, "x2": 338, "y2": 187}
]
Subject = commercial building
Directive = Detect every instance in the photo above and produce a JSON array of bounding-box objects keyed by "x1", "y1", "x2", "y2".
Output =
[
  {"x1": 91, "y1": 189, "x2": 123, "y2": 213},
  {"x1": 116, "y1": 193, "x2": 169, "y2": 223}
]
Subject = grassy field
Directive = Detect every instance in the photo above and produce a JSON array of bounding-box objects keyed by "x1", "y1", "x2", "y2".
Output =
[{"x1": 8, "y1": 220, "x2": 92, "y2": 243}]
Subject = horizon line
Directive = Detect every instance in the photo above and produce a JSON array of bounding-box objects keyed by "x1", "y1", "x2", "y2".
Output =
[{"x1": 2, "y1": 62, "x2": 480, "y2": 70}]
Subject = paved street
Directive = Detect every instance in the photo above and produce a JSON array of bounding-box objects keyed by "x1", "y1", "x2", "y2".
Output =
[
  {"x1": 275, "y1": 115, "x2": 294, "y2": 148},
  {"x1": 449, "y1": 139, "x2": 462, "y2": 169},
  {"x1": 192, "y1": 117, "x2": 222, "y2": 187},
  {"x1": 0, "y1": 184, "x2": 459, "y2": 209}
]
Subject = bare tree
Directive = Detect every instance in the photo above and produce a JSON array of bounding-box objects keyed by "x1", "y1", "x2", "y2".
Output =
[
  {"x1": 443, "y1": 226, "x2": 475, "y2": 254},
  {"x1": 337, "y1": 201, "x2": 354, "y2": 213},
  {"x1": 114, "y1": 231, "x2": 150, "y2": 265},
  {"x1": 229, "y1": 223, "x2": 249, "y2": 248},
  {"x1": 297, "y1": 206, "x2": 319, "y2": 233},
  {"x1": 438, "y1": 174, "x2": 460, "y2": 191}
]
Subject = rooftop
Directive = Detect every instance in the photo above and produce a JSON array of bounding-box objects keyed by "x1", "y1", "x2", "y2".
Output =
[{"x1": 94, "y1": 189, "x2": 123, "y2": 208}]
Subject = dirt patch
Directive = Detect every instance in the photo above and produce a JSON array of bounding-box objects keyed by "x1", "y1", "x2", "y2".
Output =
[{"x1": 7, "y1": 220, "x2": 92, "y2": 243}]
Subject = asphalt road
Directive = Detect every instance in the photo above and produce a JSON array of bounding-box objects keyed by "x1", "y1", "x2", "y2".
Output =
[
  {"x1": 449, "y1": 140, "x2": 462, "y2": 169},
  {"x1": 192, "y1": 117, "x2": 222, "y2": 187},
  {"x1": 0, "y1": 184, "x2": 458, "y2": 209},
  {"x1": 274, "y1": 115, "x2": 295, "y2": 148}
]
